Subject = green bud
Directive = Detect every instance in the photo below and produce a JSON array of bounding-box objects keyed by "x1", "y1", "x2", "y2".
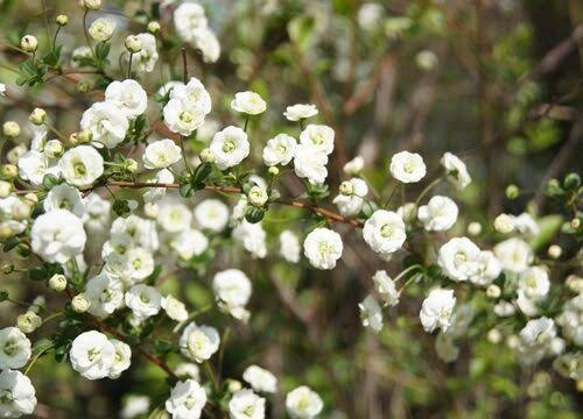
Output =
[
  {"x1": 245, "y1": 206, "x2": 265, "y2": 224},
  {"x1": 564, "y1": 173, "x2": 581, "y2": 191},
  {"x1": 505, "y1": 184, "x2": 520, "y2": 200},
  {"x1": 0, "y1": 261, "x2": 14, "y2": 275},
  {"x1": 15, "y1": 243, "x2": 31, "y2": 258}
]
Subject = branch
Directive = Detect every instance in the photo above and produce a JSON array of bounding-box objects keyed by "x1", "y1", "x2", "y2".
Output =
[{"x1": 102, "y1": 181, "x2": 364, "y2": 228}]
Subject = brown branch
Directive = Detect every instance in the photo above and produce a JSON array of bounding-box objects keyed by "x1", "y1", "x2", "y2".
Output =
[{"x1": 102, "y1": 181, "x2": 364, "y2": 228}]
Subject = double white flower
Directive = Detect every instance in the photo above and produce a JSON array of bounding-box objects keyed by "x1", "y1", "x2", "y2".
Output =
[
  {"x1": 262, "y1": 133, "x2": 297, "y2": 167},
  {"x1": 231, "y1": 91, "x2": 266, "y2": 115},
  {"x1": 164, "y1": 77, "x2": 211, "y2": 136},
  {"x1": 213, "y1": 269, "x2": 252, "y2": 322},
  {"x1": 125, "y1": 284, "x2": 162, "y2": 320},
  {"x1": 104, "y1": 79, "x2": 148, "y2": 120},
  {"x1": 0, "y1": 370, "x2": 37, "y2": 418},
  {"x1": 417, "y1": 195, "x2": 458, "y2": 231},
  {"x1": 303, "y1": 228, "x2": 344, "y2": 270},
  {"x1": 31, "y1": 209, "x2": 87, "y2": 264},
  {"x1": 242, "y1": 365, "x2": 278, "y2": 394},
  {"x1": 59, "y1": 145, "x2": 104, "y2": 188},
  {"x1": 143, "y1": 139, "x2": 182, "y2": 169},
  {"x1": 363, "y1": 210, "x2": 406, "y2": 256},
  {"x1": 81, "y1": 102, "x2": 129, "y2": 149},
  {"x1": 0, "y1": 327, "x2": 31, "y2": 370},
  {"x1": 210, "y1": 126, "x2": 250, "y2": 170},
  {"x1": 179, "y1": 322, "x2": 220, "y2": 363},
  {"x1": 165, "y1": 379, "x2": 207, "y2": 419},
  {"x1": 437, "y1": 237, "x2": 481, "y2": 281},
  {"x1": 419, "y1": 288, "x2": 456, "y2": 333},
  {"x1": 390, "y1": 151, "x2": 426, "y2": 183},
  {"x1": 285, "y1": 386, "x2": 324, "y2": 419}
]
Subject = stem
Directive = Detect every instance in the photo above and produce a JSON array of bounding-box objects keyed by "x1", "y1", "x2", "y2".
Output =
[
  {"x1": 42, "y1": 312, "x2": 63, "y2": 325},
  {"x1": 24, "y1": 344, "x2": 54, "y2": 375},
  {"x1": 415, "y1": 176, "x2": 443, "y2": 206},
  {"x1": 181, "y1": 48, "x2": 188, "y2": 83},
  {"x1": 400, "y1": 272, "x2": 423, "y2": 292},
  {"x1": 243, "y1": 116, "x2": 249, "y2": 132},
  {"x1": 41, "y1": 0, "x2": 53, "y2": 49},
  {"x1": 299, "y1": 119, "x2": 305, "y2": 131},
  {"x1": 43, "y1": 122, "x2": 68, "y2": 143},
  {"x1": 83, "y1": 10, "x2": 95, "y2": 57},
  {"x1": 204, "y1": 361, "x2": 219, "y2": 392},
  {"x1": 179, "y1": 136, "x2": 192, "y2": 175},
  {"x1": 127, "y1": 52, "x2": 134, "y2": 79},
  {"x1": 218, "y1": 326, "x2": 231, "y2": 379},
  {"x1": 393, "y1": 264, "x2": 423, "y2": 283},
  {"x1": 52, "y1": 26, "x2": 62, "y2": 51}
]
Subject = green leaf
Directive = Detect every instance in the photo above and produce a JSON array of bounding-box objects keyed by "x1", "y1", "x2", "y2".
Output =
[
  {"x1": 288, "y1": 16, "x2": 315, "y2": 51},
  {"x1": 42, "y1": 173, "x2": 59, "y2": 190},
  {"x1": 179, "y1": 183, "x2": 194, "y2": 198},
  {"x1": 530, "y1": 215, "x2": 563, "y2": 250}
]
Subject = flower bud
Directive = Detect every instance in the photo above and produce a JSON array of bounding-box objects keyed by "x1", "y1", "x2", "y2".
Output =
[
  {"x1": 486, "y1": 284, "x2": 501, "y2": 299},
  {"x1": 44, "y1": 139, "x2": 64, "y2": 159},
  {"x1": 3, "y1": 121, "x2": 21, "y2": 138},
  {"x1": 124, "y1": 158, "x2": 138, "y2": 173},
  {"x1": 0, "y1": 261, "x2": 14, "y2": 275},
  {"x1": 76, "y1": 80, "x2": 91, "y2": 93},
  {"x1": 125, "y1": 35, "x2": 142, "y2": 53},
  {"x1": 467, "y1": 221, "x2": 482, "y2": 236},
  {"x1": 415, "y1": 50, "x2": 438, "y2": 71},
  {"x1": 56, "y1": 14, "x2": 69, "y2": 26},
  {"x1": 0, "y1": 180, "x2": 12, "y2": 199},
  {"x1": 144, "y1": 202, "x2": 159, "y2": 219},
  {"x1": 71, "y1": 293, "x2": 91, "y2": 313},
  {"x1": 545, "y1": 244, "x2": 561, "y2": 259},
  {"x1": 566, "y1": 274, "x2": 583, "y2": 294},
  {"x1": 77, "y1": 130, "x2": 93, "y2": 144},
  {"x1": 0, "y1": 164, "x2": 18, "y2": 180},
  {"x1": 23, "y1": 193, "x2": 38, "y2": 205},
  {"x1": 12, "y1": 199, "x2": 31, "y2": 221},
  {"x1": 506, "y1": 335, "x2": 520, "y2": 349},
  {"x1": 200, "y1": 148, "x2": 215, "y2": 163},
  {"x1": 494, "y1": 213, "x2": 515, "y2": 234},
  {"x1": 48, "y1": 274, "x2": 67, "y2": 292},
  {"x1": 17, "y1": 311, "x2": 42, "y2": 334},
  {"x1": 80, "y1": 0, "x2": 101, "y2": 10},
  {"x1": 29, "y1": 108, "x2": 47, "y2": 125},
  {"x1": 577, "y1": 380, "x2": 583, "y2": 393},
  {"x1": 571, "y1": 218, "x2": 581, "y2": 229},
  {"x1": 248, "y1": 186, "x2": 268, "y2": 207},
  {"x1": 20, "y1": 35, "x2": 38, "y2": 53},
  {"x1": 0, "y1": 223, "x2": 14, "y2": 241},
  {"x1": 267, "y1": 166, "x2": 279, "y2": 176},
  {"x1": 7, "y1": 145, "x2": 26, "y2": 164},
  {"x1": 487, "y1": 328, "x2": 502, "y2": 344},
  {"x1": 339, "y1": 180, "x2": 354, "y2": 196},
  {"x1": 147, "y1": 21, "x2": 161, "y2": 34},
  {"x1": 226, "y1": 379, "x2": 243, "y2": 393},
  {"x1": 505, "y1": 184, "x2": 520, "y2": 199},
  {"x1": 15, "y1": 243, "x2": 31, "y2": 257}
]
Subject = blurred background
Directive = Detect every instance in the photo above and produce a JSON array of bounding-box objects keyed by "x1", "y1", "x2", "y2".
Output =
[{"x1": 0, "y1": 0, "x2": 582, "y2": 417}]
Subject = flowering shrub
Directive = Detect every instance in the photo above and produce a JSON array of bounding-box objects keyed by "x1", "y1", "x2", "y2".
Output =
[{"x1": 0, "y1": 0, "x2": 582, "y2": 418}]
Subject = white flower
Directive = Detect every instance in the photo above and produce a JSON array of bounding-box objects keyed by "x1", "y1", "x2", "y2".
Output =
[
  {"x1": 362, "y1": 210, "x2": 406, "y2": 256},
  {"x1": 285, "y1": 386, "x2": 323, "y2": 419},
  {"x1": 284, "y1": 104, "x2": 318, "y2": 121},
  {"x1": 125, "y1": 284, "x2": 162, "y2": 319},
  {"x1": 242, "y1": 365, "x2": 278, "y2": 394},
  {"x1": 81, "y1": 102, "x2": 129, "y2": 149},
  {"x1": 110, "y1": 214, "x2": 158, "y2": 251},
  {"x1": 174, "y1": 3, "x2": 208, "y2": 43},
  {"x1": 124, "y1": 247, "x2": 154, "y2": 281},
  {"x1": 159, "y1": 202, "x2": 193, "y2": 233},
  {"x1": 88, "y1": 18, "x2": 116, "y2": 42},
  {"x1": 132, "y1": 33, "x2": 158, "y2": 73},
  {"x1": 69, "y1": 330, "x2": 115, "y2": 380},
  {"x1": 293, "y1": 144, "x2": 328, "y2": 185},
  {"x1": 518, "y1": 317, "x2": 558, "y2": 364},
  {"x1": 0, "y1": 370, "x2": 37, "y2": 418},
  {"x1": 71, "y1": 46, "x2": 92, "y2": 67},
  {"x1": 518, "y1": 266, "x2": 550, "y2": 300},
  {"x1": 279, "y1": 230, "x2": 301, "y2": 263},
  {"x1": 179, "y1": 322, "x2": 220, "y2": 363},
  {"x1": 162, "y1": 295, "x2": 189, "y2": 322},
  {"x1": 494, "y1": 238, "x2": 533, "y2": 274},
  {"x1": 194, "y1": 27, "x2": 221, "y2": 63},
  {"x1": 108, "y1": 339, "x2": 132, "y2": 379},
  {"x1": 303, "y1": 228, "x2": 343, "y2": 270},
  {"x1": 390, "y1": 151, "x2": 426, "y2": 183},
  {"x1": 359, "y1": 295, "x2": 383, "y2": 333},
  {"x1": 163, "y1": 98, "x2": 206, "y2": 136},
  {"x1": 229, "y1": 389, "x2": 266, "y2": 419},
  {"x1": 59, "y1": 145, "x2": 104, "y2": 188},
  {"x1": 262, "y1": 133, "x2": 297, "y2": 166},
  {"x1": 171, "y1": 229, "x2": 209, "y2": 260},
  {"x1": 170, "y1": 77, "x2": 212, "y2": 115},
  {"x1": 213, "y1": 269, "x2": 252, "y2": 321},
  {"x1": 231, "y1": 91, "x2": 267, "y2": 115},
  {"x1": 494, "y1": 213, "x2": 515, "y2": 234},
  {"x1": 333, "y1": 178, "x2": 368, "y2": 217},
  {"x1": 194, "y1": 199, "x2": 229, "y2": 232},
  {"x1": 441, "y1": 152, "x2": 471, "y2": 190},
  {"x1": 343, "y1": 155, "x2": 364, "y2": 176},
  {"x1": 372, "y1": 270, "x2": 400, "y2": 307},
  {"x1": 210, "y1": 126, "x2": 250, "y2": 170},
  {"x1": 44, "y1": 183, "x2": 85, "y2": 217},
  {"x1": 144, "y1": 169, "x2": 175, "y2": 203},
  {"x1": 143, "y1": 139, "x2": 182, "y2": 169},
  {"x1": 233, "y1": 220, "x2": 267, "y2": 260},
  {"x1": 83, "y1": 193, "x2": 111, "y2": 230},
  {"x1": 121, "y1": 395, "x2": 150, "y2": 419},
  {"x1": 299, "y1": 124, "x2": 335, "y2": 155},
  {"x1": 165, "y1": 379, "x2": 207, "y2": 419},
  {"x1": 417, "y1": 195, "x2": 458, "y2": 231},
  {"x1": 437, "y1": 237, "x2": 481, "y2": 281},
  {"x1": 470, "y1": 251, "x2": 502, "y2": 286},
  {"x1": 17, "y1": 150, "x2": 60, "y2": 186},
  {"x1": 247, "y1": 186, "x2": 268, "y2": 207},
  {"x1": 358, "y1": 3, "x2": 384, "y2": 30},
  {"x1": 515, "y1": 212, "x2": 540, "y2": 238},
  {"x1": 175, "y1": 363, "x2": 201, "y2": 381},
  {"x1": 0, "y1": 83, "x2": 5, "y2": 96},
  {"x1": 0, "y1": 327, "x2": 31, "y2": 370},
  {"x1": 31, "y1": 209, "x2": 86, "y2": 263},
  {"x1": 105, "y1": 79, "x2": 147, "y2": 120},
  {"x1": 419, "y1": 288, "x2": 456, "y2": 333},
  {"x1": 85, "y1": 273, "x2": 124, "y2": 318},
  {"x1": 493, "y1": 301, "x2": 516, "y2": 317},
  {"x1": 557, "y1": 295, "x2": 583, "y2": 346}
]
